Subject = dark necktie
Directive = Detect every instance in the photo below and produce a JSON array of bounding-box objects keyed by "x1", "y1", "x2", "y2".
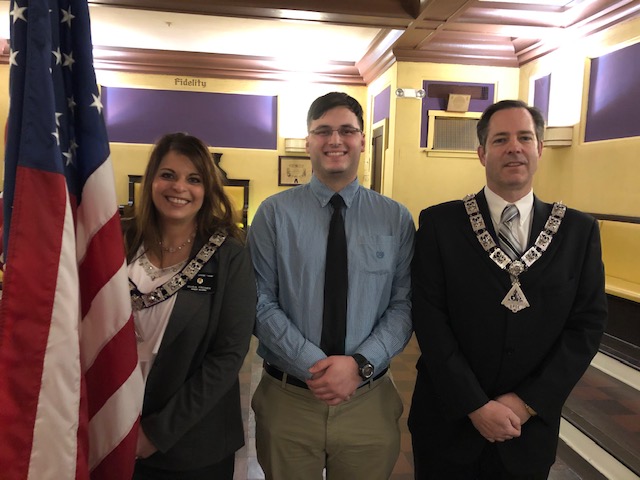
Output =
[
  {"x1": 498, "y1": 204, "x2": 522, "y2": 260},
  {"x1": 321, "y1": 194, "x2": 348, "y2": 356}
]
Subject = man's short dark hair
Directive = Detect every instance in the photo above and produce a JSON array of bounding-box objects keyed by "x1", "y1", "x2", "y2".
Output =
[
  {"x1": 307, "y1": 92, "x2": 364, "y2": 131},
  {"x1": 477, "y1": 100, "x2": 545, "y2": 148}
]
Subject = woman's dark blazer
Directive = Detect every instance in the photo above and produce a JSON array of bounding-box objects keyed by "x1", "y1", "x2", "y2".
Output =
[{"x1": 135, "y1": 233, "x2": 256, "y2": 471}]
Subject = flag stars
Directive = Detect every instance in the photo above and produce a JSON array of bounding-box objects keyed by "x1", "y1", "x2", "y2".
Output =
[
  {"x1": 63, "y1": 150, "x2": 74, "y2": 167},
  {"x1": 55, "y1": 112, "x2": 63, "y2": 127},
  {"x1": 70, "y1": 140, "x2": 79, "y2": 156},
  {"x1": 10, "y1": 4, "x2": 27, "y2": 24},
  {"x1": 61, "y1": 7, "x2": 74, "y2": 27},
  {"x1": 52, "y1": 48, "x2": 62, "y2": 65},
  {"x1": 9, "y1": 49, "x2": 19, "y2": 67},
  {"x1": 52, "y1": 129, "x2": 60, "y2": 146},
  {"x1": 63, "y1": 52, "x2": 75, "y2": 70},
  {"x1": 68, "y1": 96, "x2": 77, "y2": 111},
  {"x1": 90, "y1": 93, "x2": 104, "y2": 115}
]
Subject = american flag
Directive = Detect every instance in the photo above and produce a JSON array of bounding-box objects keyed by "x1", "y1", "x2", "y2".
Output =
[{"x1": 0, "y1": 1, "x2": 143, "y2": 479}]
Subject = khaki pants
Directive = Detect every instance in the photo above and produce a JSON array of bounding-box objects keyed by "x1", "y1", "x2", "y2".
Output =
[{"x1": 252, "y1": 370, "x2": 403, "y2": 480}]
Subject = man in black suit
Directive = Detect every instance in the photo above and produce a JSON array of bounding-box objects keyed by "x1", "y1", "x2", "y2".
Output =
[{"x1": 409, "y1": 99, "x2": 607, "y2": 479}]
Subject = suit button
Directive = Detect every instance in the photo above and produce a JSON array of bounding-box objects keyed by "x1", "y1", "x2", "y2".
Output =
[{"x1": 505, "y1": 348, "x2": 515, "y2": 356}]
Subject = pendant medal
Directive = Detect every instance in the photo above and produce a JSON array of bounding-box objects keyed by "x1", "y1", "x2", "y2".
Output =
[{"x1": 501, "y1": 277, "x2": 530, "y2": 313}]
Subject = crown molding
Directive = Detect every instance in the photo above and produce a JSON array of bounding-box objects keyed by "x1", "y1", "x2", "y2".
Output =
[{"x1": 91, "y1": 46, "x2": 366, "y2": 85}]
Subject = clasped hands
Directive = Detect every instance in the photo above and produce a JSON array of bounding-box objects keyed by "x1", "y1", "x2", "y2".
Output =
[
  {"x1": 468, "y1": 393, "x2": 533, "y2": 443},
  {"x1": 306, "y1": 355, "x2": 361, "y2": 406}
]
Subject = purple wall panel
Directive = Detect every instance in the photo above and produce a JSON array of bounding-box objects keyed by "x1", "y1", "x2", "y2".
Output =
[
  {"x1": 586, "y1": 42, "x2": 640, "y2": 142},
  {"x1": 102, "y1": 86, "x2": 277, "y2": 149},
  {"x1": 534, "y1": 74, "x2": 551, "y2": 123},
  {"x1": 373, "y1": 86, "x2": 391, "y2": 124},
  {"x1": 420, "y1": 81, "x2": 495, "y2": 148}
]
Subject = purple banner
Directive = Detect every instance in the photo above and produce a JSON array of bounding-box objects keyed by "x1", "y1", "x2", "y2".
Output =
[
  {"x1": 102, "y1": 86, "x2": 277, "y2": 149},
  {"x1": 586, "y1": 42, "x2": 640, "y2": 142},
  {"x1": 534, "y1": 74, "x2": 550, "y2": 124},
  {"x1": 373, "y1": 86, "x2": 391, "y2": 124}
]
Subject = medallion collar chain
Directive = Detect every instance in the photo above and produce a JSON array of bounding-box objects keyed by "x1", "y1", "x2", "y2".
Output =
[
  {"x1": 130, "y1": 230, "x2": 227, "y2": 313},
  {"x1": 462, "y1": 194, "x2": 566, "y2": 312}
]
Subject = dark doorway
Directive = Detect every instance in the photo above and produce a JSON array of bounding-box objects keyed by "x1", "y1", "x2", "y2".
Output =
[{"x1": 371, "y1": 124, "x2": 385, "y2": 193}]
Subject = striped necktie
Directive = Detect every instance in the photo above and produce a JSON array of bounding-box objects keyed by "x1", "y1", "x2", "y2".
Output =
[{"x1": 498, "y1": 204, "x2": 522, "y2": 260}]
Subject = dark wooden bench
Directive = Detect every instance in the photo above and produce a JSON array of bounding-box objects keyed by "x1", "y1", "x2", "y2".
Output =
[{"x1": 594, "y1": 215, "x2": 640, "y2": 369}]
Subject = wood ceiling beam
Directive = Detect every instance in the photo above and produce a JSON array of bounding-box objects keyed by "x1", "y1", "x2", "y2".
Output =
[
  {"x1": 88, "y1": 0, "x2": 414, "y2": 29},
  {"x1": 90, "y1": 46, "x2": 367, "y2": 85}
]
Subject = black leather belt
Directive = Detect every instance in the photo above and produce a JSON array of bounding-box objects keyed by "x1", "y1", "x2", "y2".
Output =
[{"x1": 264, "y1": 363, "x2": 388, "y2": 390}]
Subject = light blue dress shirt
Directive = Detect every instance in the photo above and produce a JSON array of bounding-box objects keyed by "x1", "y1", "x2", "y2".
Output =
[{"x1": 248, "y1": 176, "x2": 415, "y2": 380}]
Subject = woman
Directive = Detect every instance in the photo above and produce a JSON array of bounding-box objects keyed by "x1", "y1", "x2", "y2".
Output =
[{"x1": 125, "y1": 133, "x2": 256, "y2": 479}]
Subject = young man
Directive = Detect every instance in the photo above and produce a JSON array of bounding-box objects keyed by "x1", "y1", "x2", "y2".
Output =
[
  {"x1": 248, "y1": 92, "x2": 414, "y2": 479},
  {"x1": 409, "y1": 99, "x2": 607, "y2": 479}
]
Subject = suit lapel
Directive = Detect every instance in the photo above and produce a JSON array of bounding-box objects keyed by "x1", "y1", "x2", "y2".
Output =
[
  {"x1": 520, "y1": 196, "x2": 564, "y2": 285},
  {"x1": 158, "y1": 286, "x2": 209, "y2": 351},
  {"x1": 527, "y1": 195, "x2": 550, "y2": 249}
]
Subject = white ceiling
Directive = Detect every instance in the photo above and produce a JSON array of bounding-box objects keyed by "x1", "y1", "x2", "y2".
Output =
[
  {"x1": 2, "y1": 0, "x2": 637, "y2": 83},
  {"x1": 0, "y1": 1, "x2": 386, "y2": 64}
]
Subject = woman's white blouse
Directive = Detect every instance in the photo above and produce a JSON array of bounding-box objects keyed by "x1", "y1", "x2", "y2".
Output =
[{"x1": 128, "y1": 250, "x2": 185, "y2": 386}]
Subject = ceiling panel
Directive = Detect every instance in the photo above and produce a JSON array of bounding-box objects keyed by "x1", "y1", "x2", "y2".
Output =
[{"x1": 1, "y1": 0, "x2": 638, "y2": 84}]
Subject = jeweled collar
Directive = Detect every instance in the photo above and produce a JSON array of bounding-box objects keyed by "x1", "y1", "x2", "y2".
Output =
[
  {"x1": 129, "y1": 230, "x2": 226, "y2": 314},
  {"x1": 463, "y1": 194, "x2": 566, "y2": 313}
]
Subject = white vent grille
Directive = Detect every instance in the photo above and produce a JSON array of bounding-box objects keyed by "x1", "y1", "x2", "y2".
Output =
[
  {"x1": 433, "y1": 117, "x2": 479, "y2": 150},
  {"x1": 426, "y1": 110, "x2": 481, "y2": 153}
]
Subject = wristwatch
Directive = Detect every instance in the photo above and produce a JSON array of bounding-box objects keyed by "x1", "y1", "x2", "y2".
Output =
[{"x1": 352, "y1": 354, "x2": 374, "y2": 380}]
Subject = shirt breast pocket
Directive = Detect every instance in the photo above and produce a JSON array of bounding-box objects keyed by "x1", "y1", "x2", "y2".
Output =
[{"x1": 356, "y1": 235, "x2": 394, "y2": 274}]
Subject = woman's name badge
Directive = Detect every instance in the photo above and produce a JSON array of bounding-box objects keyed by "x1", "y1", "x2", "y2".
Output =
[{"x1": 185, "y1": 273, "x2": 216, "y2": 293}]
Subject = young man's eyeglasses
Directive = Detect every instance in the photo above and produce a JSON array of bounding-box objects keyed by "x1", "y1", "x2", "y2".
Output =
[{"x1": 308, "y1": 126, "x2": 362, "y2": 137}]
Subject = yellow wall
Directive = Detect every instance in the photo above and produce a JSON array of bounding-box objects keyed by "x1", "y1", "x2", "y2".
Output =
[
  {"x1": 2, "y1": 15, "x2": 639, "y2": 222},
  {"x1": 366, "y1": 63, "x2": 398, "y2": 195},
  {"x1": 80, "y1": 71, "x2": 367, "y2": 224},
  {"x1": 380, "y1": 62, "x2": 519, "y2": 223},
  {"x1": 520, "y1": 16, "x2": 640, "y2": 217},
  {"x1": 0, "y1": 67, "x2": 367, "y2": 224}
]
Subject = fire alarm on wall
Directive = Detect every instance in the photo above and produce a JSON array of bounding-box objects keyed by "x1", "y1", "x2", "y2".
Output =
[{"x1": 446, "y1": 94, "x2": 471, "y2": 112}]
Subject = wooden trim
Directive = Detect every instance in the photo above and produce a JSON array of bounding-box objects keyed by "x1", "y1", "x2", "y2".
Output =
[
  {"x1": 92, "y1": 46, "x2": 366, "y2": 85},
  {"x1": 87, "y1": 0, "x2": 414, "y2": 28},
  {"x1": 356, "y1": 30, "x2": 401, "y2": 85},
  {"x1": 589, "y1": 213, "x2": 640, "y2": 224},
  {"x1": 128, "y1": 175, "x2": 142, "y2": 206}
]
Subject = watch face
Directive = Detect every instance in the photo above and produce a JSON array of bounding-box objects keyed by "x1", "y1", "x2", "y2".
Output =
[{"x1": 361, "y1": 363, "x2": 374, "y2": 379}]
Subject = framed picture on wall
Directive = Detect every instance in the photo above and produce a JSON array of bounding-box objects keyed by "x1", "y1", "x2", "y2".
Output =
[{"x1": 278, "y1": 156, "x2": 312, "y2": 186}]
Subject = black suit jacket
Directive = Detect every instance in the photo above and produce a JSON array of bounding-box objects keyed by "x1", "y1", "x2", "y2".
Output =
[
  {"x1": 409, "y1": 190, "x2": 607, "y2": 473},
  {"x1": 138, "y1": 235, "x2": 256, "y2": 471}
]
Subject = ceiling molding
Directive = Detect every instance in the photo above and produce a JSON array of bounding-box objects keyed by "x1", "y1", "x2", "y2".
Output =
[
  {"x1": 356, "y1": 29, "x2": 403, "y2": 84},
  {"x1": 91, "y1": 46, "x2": 367, "y2": 85},
  {"x1": 393, "y1": 46, "x2": 519, "y2": 68},
  {"x1": 516, "y1": 0, "x2": 640, "y2": 63},
  {"x1": 2, "y1": 0, "x2": 638, "y2": 83},
  {"x1": 87, "y1": 0, "x2": 415, "y2": 28}
]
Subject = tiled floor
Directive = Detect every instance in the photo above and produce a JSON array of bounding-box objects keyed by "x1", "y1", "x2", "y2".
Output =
[{"x1": 232, "y1": 335, "x2": 606, "y2": 480}]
